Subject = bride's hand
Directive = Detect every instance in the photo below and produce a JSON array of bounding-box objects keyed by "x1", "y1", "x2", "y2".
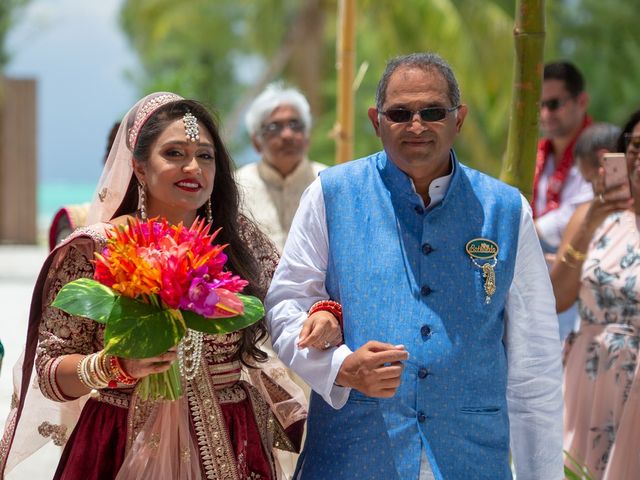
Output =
[
  {"x1": 119, "y1": 347, "x2": 177, "y2": 379},
  {"x1": 297, "y1": 311, "x2": 343, "y2": 350}
]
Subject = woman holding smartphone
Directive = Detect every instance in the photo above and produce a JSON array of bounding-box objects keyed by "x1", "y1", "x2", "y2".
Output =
[{"x1": 552, "y1": 113, "x2": 640, "y2": 479}]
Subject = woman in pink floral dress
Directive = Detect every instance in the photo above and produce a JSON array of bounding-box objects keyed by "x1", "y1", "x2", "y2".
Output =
[{"x1": 552, "y1": 110, "x2": 640, "y2": 478}]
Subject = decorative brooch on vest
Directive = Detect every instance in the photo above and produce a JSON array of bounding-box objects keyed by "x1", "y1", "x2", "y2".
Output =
[{"x1": 466, "y1": 238, "x2": 499, "y2": 304}]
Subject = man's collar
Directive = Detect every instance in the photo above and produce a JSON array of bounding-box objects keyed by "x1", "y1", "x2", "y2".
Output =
[
  {"x1": 426, "y1": 157, "x2": 455, "y2": 210},
  {"x1": 380, "y1": 150, "x2": 456, "y2": 209}
]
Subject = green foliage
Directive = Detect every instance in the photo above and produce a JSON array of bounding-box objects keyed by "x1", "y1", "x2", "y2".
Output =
[
  {"x1": 0, "y1": 0, "x2": 30, "y2": 70},
  {"x1": 119, "y1": 0, "x2": 247, "y2": 112},
  {"x1": 119, "y1": 0, "x2": 518, "y2": 174},
  {"x1": 118, "y1": 0, "x2": 640, "y2": 177},
  {"x1": 547, "y1": 0, "x2": 640, "y2": 126},
  {"x1": 102, "y1": 298, "x2": 186, "y2": 358},
  {"x1": 52, "y1": 278, "x2": 264, "y2": 359},
  {"x1": 563, "y1": 450, "x2": 594, "y2": 479},
  {"x1": 182, "y1": 294, "x2": 265, "y2": 335},
  {"x1": 51, "y1": 278, "x2": 116, "y2": 324}
]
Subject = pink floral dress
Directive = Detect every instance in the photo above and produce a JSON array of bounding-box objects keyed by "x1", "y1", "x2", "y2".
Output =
[{"x1": 563, "y1": 210, "x2": 640, "y2": 479}]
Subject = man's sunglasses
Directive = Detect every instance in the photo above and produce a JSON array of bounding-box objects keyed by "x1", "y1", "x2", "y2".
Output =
[
  {"x1": 624, "y1": 133, "x2": 640, "y2": 150},
  {"x1": 261, "y1": 119, "x2": 305, "y2": 137},
  {"x1": 539, "y1": 96, "x2": 573, "y2": 112},
  {"x1": 379, "y1": 106, "x2": 459, "y2": 123}
]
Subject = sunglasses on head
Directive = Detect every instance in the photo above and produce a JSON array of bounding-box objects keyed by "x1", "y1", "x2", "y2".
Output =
[
  {"x1": 539, "y1": 96, "x2": 573, "y2": 112},
  {"x1": 261, "y1": 119, "x2": 305, "y2": 137},
  {"x1": 625, "y1": 133, "x2": 640, "y2": 150},
  {"x1": 379, "y1": 106, "x2": 460, "y2": 123}
]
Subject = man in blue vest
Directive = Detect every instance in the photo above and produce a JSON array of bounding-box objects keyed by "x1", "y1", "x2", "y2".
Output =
[{"x1": 266, "y1": 52, "x2": 563, "y2": 479}]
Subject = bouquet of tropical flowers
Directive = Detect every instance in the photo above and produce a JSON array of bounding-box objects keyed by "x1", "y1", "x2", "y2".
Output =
[{"x1": 52, "y1": 218, "x2": 264, "y2": 400}]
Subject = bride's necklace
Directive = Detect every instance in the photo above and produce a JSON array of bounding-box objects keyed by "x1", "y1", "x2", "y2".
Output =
[{"x1": 177, "y1": 329, "x2": 204, "y2": 380}]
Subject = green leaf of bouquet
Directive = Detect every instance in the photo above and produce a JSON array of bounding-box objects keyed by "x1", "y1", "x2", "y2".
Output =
[
  {"x1": 102, "y1": 297, "x2": 187, "y2": 358},
  {"x1": 183, "y1": 294, "x2": 265, "y2": 335},
  {"x1": 50, "y1": 278, "x2": 116, "y2": 324},
  {"x1": 563, "y1": 449, "x2": 594, "y2": 480},
  {"x1": 562, "y1": 467, "x2": 581, "y2": 480}
]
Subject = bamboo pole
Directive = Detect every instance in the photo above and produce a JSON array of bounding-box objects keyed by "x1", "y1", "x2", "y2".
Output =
[
  {"x1": 335, "y1": 0, "x2": 356, "y2": 164},
  {"x1": 499, "y1": 0, "x2": 545, "y2": 199}
]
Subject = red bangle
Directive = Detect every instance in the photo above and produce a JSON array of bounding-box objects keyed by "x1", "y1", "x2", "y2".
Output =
[
  {"x1": 308, "y1": 300, "x2": 343, "y2": 327},
  {"x1": 107, "y1": 355, "x2": 137, "y2": 387}
]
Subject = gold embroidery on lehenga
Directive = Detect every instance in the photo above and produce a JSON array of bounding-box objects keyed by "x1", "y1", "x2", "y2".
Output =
[
  {"x1": 126, "y1": 390, "x2": 158, "y2": 452},
  {"x1": 37, "y1": 421, "x2": 68, "y2": 446},
  {"x1": 0, "y1": 411, "x2": 17, "y2": 467},
  {"x1": 98, "y1": 389, "x2": 131, "y2": 409},
  {"x1": 36, "y1": 234, "x2": 108, "y2": 401},
  {"x1": 215, "y1": 383, "x2": 247, "y2": 404},
  {"x1": 244, "y1": 384, "x2": 283, "y2": 473},
  {"x1": 181, "y1": 447, "x2": 191, "y2": 463},
  {"x1": 148, "y1": 433, "x2": 160, "y2": 451},
  {"x1": 188, "y1": 347, "x2": 240, "y2": 480}
]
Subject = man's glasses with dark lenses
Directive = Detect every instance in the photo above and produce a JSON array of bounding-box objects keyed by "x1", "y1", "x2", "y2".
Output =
[
  {"x1": 539, "y1": 96, "x2": 573, "y2": 112},
  {"x1": 261, "y1": 119, "x2": 305, "y2": 137},
  {"x1": 625, "y1": 133, "x2": 640, "y2": 150},
  {"x1": 379, "y1": 106, "x2": 460, "y2": 123}
]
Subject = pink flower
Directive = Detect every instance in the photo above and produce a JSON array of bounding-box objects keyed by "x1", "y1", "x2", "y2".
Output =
[
  {"x1": 212, "y1": 288, "x2": 245, "y2": 317},
  {"x1": 179, "y1": 276, "x2": 220, "y2": 317}
]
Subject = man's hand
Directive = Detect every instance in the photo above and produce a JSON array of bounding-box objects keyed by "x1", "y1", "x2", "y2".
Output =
[{"x1": 336, "y1": 341, "x2": 408, "y2": 398}]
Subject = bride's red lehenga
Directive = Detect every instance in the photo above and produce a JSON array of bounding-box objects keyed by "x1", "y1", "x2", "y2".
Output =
[{"x1": 2, "y1": 216, "x2": 304, "y2": 480}]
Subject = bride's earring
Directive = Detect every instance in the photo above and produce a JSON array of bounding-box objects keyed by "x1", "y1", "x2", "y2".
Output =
[
  {"x1": 206, "y1": 198, "x2": 213, "y2": 223},
  {"x1": 138, "y1": 181, "x2": 147, "y2": 220}
]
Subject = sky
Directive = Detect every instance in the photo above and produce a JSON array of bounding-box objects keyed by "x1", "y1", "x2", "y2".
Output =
[{"x1": 6, "y1": 0, "x2": 137, "y2": 184}]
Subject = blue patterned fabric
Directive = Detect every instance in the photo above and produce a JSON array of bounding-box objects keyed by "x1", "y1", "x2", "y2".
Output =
[{"x1": 296, "y1": 151, "x2": 522, "y2": 479}]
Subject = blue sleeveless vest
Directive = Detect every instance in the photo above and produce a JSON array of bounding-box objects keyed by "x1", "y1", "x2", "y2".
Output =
[{"x1": 295, "y1": 151, "x2": 522, "y2": 480}]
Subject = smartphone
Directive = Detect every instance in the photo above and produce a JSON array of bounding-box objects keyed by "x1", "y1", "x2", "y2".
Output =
[{"x1": 602, "y1": 153, "x2": 631, "y2": 200}]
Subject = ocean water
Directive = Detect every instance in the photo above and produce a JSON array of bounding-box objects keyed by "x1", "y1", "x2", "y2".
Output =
[{"x1": 38, "y1": 182, "x2": 96, "y2": 233}]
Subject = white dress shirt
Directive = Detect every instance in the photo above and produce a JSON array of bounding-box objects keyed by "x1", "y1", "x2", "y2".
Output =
[
  {"x1": 266, "y1": 171, "x2": 564, "y2": 479},
  {"x1": 535, "y1": 154, "x2": 593, "y2": 249}
]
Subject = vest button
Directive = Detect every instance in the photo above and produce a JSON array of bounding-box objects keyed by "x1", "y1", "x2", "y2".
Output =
[
  {"x1": 418, "y1": 367, "x2": 429, "y2": 379},
  {"x1": 420, "y1": 325, "x2": 432, "y2": 338},
  {"x1": 417, "y1": 411, "x2": 427, "y2": 423},
  {"x1": 414, "y1": 205, "x2": 424, "y2": 215},
  {"x1": 421, "y1": 243, "x2": 433, "y2": 255},
  {"x1": 420, "y1": 285, "x2": 432, "y2": 296}
]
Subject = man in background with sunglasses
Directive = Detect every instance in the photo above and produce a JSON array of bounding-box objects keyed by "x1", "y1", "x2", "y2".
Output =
[
  {"x1": 237, "y1": 82, "x2": 325, "y2": 252},
  {"x1": 534, "y1": 61, "x2": 593, "y2": 342},
  {"x1": 534, "y1": 61, "x2": 593, "y2": 253},
  {"x1": 267, "y1": 52, "x2": 563, "y2": 479}
]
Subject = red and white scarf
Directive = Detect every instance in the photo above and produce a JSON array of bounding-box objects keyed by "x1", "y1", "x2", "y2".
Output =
[{"x1": 532, "y1": 115, "x2": 592, "y2": 218}]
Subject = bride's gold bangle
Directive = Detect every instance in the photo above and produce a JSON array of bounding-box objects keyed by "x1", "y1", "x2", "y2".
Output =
[{"x1": 565, "y1": 243, "x2": 587, "y2": 262}]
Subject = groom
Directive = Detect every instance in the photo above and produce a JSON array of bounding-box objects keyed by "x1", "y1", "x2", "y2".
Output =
[{"x1": 266, "y1": 52, "x2": 563, "y2": 479}]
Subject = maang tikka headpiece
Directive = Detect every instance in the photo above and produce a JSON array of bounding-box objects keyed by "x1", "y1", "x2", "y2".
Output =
[
  {"x1": 127, "y1": 93, "x2": 182, "y2": 150},
  {"x1": 183, "y1": 112, "x2": 200, "y2": 142}
]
